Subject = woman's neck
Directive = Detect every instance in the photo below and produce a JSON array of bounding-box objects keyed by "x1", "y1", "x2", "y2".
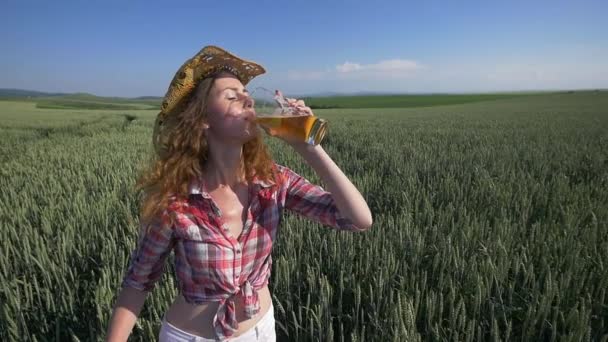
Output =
[{"x1": 204, "y1": 143, "x2": 246, "y2": 190}]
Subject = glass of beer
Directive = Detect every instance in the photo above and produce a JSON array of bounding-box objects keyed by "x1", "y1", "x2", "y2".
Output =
[{"x1": 250, "y1": 87, "x2": 328, "y2": 146}]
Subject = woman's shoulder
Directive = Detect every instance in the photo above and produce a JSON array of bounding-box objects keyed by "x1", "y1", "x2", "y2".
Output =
[
  {"x1": 156, "y1": 198, "x2": 208, "y2": 239},
  {"x1": 164, "y1": 193, "x2": 191, "y2": 212},
  {"x1": 149, "y1": 196, "x2": 194, "y2": 227},
  {"x1": 272, "y1": 162, "x2": 297, "y2": 176},
  {"x1": 271, "y1": 162, "x2": 302, "y2": 186}
]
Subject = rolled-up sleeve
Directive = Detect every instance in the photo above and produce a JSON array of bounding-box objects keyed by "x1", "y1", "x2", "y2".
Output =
[
  {"x1": 280, "y1": 165, "x2": 362, "y2": 231},
  {"x1": 121, "y1": 210, "x2": 175, "y2": 292}
]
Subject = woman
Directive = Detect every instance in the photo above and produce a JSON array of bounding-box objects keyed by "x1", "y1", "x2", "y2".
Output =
[{"x1": 106, "y1": 45, "x2": 372, "y2": 341}]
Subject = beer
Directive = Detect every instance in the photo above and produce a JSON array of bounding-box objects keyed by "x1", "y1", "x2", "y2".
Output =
[
  {"x1": 251, "y1": 87, "x2": 329, "y2": 145},
  {"x1": 255, "y1": 114, "x2": 328, "y2": 145}
]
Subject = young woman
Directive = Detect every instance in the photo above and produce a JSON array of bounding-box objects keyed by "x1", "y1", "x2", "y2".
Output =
[{"x1": 106, "y1": 46, "x2": 372, "y2": 342}]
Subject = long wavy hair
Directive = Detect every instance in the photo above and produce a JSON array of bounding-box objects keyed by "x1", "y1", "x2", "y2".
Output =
[{"x1": 134, "y1": 74, "x2": 278, "y2": 224}]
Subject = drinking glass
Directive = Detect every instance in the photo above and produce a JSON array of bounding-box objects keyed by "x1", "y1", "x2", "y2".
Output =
[{"x1": 250, "y1": 87, "x2": 328, "y2": 145}]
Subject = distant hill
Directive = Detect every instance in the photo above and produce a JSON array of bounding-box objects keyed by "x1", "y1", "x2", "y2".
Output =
[
  {"x1": 2, "y1": 88, "x2": 604, "y2": 110},
  {"x1": 0, "y1": 88, "x2": 161, "y2": 102},
  {"x1": 0, "y1": 88, "x2": 161, "y2": 110},
  {"x1": 135, "y1": 96, "x2": 163, "y2": 100},
  {"x1": 298, "y1": 91, "x2": 405, "y2": 97},
  {"x1": 301, "y1": 92, "x2": 562, "y2": 109},
  {"x1": 0, "y1": 88, "x2": 69, "y2": 98}
]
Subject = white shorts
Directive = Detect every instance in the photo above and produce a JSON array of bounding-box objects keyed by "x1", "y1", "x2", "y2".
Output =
[{"x1": 159, "y1": 303, "x2": 276, "y2": 341}]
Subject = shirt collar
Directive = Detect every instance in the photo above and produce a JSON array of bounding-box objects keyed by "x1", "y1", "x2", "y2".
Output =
[{"x1": 188, "y1": 176, "x2": 274, "y2": 198}]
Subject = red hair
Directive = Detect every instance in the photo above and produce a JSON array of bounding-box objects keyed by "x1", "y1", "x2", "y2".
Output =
[{"x1": 134, "y1": 75, "x2": 278, "y2": 224}]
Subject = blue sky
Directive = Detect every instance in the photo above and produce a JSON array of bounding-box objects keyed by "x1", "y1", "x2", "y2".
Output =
[{"x1": 2, "y1": 0, "x2": 607, "y2": 97}]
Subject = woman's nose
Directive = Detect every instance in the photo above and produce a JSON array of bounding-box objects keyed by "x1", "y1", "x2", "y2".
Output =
[
  {"x1": 244, "y1": 96, "x2": 254, "y2": 109},
  {"x1": 237, "y1": 92, "x2": 254, "y2": 107}
]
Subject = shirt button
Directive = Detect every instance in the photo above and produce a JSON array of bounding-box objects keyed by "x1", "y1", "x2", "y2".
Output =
[{"x1": 236, "y1": 248, "x2": 241, "y2": 254}]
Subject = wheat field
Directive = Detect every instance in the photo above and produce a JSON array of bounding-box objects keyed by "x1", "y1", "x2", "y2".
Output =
[{"x1": 1, "y1": 92, "x2": 607, "y2": 341}]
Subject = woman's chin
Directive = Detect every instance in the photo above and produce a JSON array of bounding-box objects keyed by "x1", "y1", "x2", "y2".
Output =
[{"x1": 241, "y1": 129, "x2": 259, "y2": 143}]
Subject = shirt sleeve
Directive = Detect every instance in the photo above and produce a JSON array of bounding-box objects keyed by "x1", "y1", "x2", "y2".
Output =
[
  {"x1": 121, "y1": 209, "x2": 176, "y2": 292},
  {"x1": 279, "y1": 164, "x2": 363, "y2": 231}
]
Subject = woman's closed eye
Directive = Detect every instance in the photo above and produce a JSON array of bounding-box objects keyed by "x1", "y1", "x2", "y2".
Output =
[
  {"x1": 225, "y1": 89, "x2": 238, "y2": 100},
  {"x1": 224, "y1": 90, "x2": 252, "y2": 105}
]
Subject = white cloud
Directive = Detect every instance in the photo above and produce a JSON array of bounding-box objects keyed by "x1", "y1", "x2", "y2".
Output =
[
  {"x1": 287, "y1": 58, "x2": 424, "y2": 83},
  {"x1": 337, "y1": 59, "x2": 421, "y2": 73},
  {"x1": 336, "y1": 62, "x2": 363, "y2": 73}
]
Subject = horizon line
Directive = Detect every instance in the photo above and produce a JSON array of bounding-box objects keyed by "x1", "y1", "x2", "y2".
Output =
[{"x1": 1, "y1": 87, "x2": 607, "y2": 99}]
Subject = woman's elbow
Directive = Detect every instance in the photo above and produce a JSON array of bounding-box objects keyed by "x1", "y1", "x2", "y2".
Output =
[
  {"x1": 359, "y1": 219, "x2": 373, "y2": 231},
  {"x1": 352, "y1": 214, "x2": 373, "y2": 231},
  {"x1": 361, "y1": 208, "x2": 373, "y2": 229}
]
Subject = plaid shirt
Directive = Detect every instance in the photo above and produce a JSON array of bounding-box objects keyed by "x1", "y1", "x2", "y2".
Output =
[{"x1": 121, "y1": 163, "x2": 365, "y2": 340}]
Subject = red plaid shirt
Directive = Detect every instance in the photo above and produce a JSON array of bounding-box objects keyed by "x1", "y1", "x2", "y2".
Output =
[{"x1": 121, "y1": 163, "x2": 365, "y2": 340}]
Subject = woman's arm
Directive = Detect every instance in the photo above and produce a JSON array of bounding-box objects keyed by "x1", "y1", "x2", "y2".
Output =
[
  {"x1": 106, "y1": 210, "x2": 175, "y2": 341},
  {"x1": 263, "y1": 97, "x2": 372, "y2": 230},
  {"x1": 290, "y1": 143, "x2": 373, "y2": 230},
  {"x1": 106, "y1": 286, "x2": 148, "y2": 341}
]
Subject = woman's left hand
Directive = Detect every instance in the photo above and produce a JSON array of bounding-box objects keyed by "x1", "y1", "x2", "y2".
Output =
[
  {"x1": 285, "y1": 98, "x2": 314, "y2": 116},
  {"x1": 269, "y1": 97, "x2": 316, "y2": 149},
  {"x1": 288, "y1": 98, "x2": 316, "y2": 148}
]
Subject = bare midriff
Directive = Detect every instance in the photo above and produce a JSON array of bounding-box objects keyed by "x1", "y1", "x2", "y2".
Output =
[{"x1": 164, "y1": 285, "x2": 272, "y2": 339}]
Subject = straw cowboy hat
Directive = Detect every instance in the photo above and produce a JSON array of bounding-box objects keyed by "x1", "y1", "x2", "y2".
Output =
[{"x1": 152, "y1": 45, "x2": 266, "y2": 157}]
